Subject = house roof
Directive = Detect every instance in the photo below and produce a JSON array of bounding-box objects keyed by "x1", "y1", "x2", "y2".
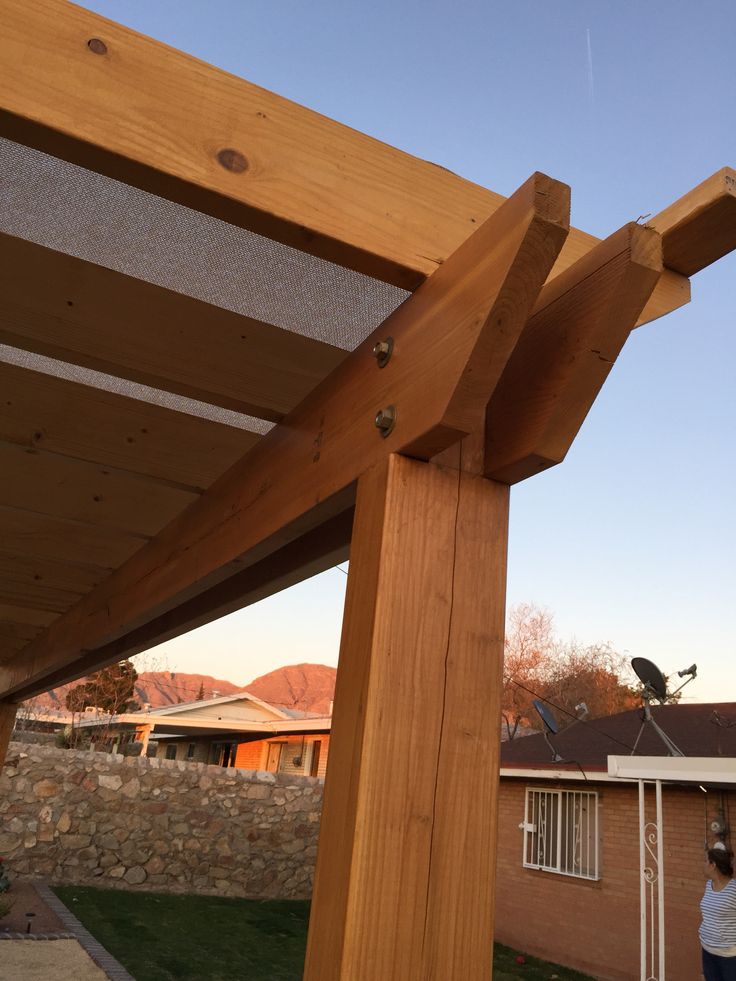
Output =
[
  {"x1": 500, "y1": 702, "x2": 736, "y2": 771},
  {"x1": 139, "y1": 689, "x2": 294, "y2": 720},
  {"x1": 75, "y1": 688, "x2": 331, "y2": 737}
]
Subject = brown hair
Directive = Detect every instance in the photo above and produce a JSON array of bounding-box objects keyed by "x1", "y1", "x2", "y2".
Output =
[{"x1": 708, "y1": 848, "x2": 734, "y2": 877}]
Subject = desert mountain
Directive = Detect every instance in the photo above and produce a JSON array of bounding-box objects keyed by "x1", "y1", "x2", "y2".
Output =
[
  {"x1": 37, "y1": 672, "x2": 241, "y2": 711},
  {"x1": 243, "y1": 663, "x2": 336, "y2": 715},
  {"x1": 36, "y1": 664, "x2": 336, "y2": 715}
]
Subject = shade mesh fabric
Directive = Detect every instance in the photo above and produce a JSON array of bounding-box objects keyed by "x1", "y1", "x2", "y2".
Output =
[
  {"x1": 0, "y1": 137, "x2": 409, "y2": 352},
  {"x1": 0, "y1": 343, "x2": 271, "y2": 433}
]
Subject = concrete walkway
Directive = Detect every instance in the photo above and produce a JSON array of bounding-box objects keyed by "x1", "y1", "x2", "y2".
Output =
[{"x1": 0, "y1": 937, "x2": 110, "y2": 980}]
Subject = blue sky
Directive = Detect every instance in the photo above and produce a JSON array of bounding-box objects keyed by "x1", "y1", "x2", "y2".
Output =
[{"x1": 80, "y1": 0, "x2": 735, "y2": 701}]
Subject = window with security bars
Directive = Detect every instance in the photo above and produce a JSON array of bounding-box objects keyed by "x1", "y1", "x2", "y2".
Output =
[{"x1": 522, "y1": 788, "x2": 599, "y2": 880}]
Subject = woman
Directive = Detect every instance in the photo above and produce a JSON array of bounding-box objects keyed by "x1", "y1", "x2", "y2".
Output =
[{"x1": 701, "y1": 847, "x2": 736, "y2": 980}]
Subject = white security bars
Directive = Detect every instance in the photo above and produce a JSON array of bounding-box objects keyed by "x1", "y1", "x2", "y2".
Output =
[{"x1": 522, "y1": 788, "x2": 600, "y2": 880}]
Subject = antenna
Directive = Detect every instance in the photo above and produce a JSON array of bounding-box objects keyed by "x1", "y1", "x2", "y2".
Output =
[
  {"x1": 630, "y1": 656, "x2": 697, "y2": 757},
  {"x1": 532, "y1": 699, "x2": 562, "y2": 762}
]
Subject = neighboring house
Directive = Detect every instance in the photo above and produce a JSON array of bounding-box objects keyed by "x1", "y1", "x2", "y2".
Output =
[
  {"x1": 76, "y1": 690, "x2": 331, "y2": 779},
  {"x1": 496, "y1": 702, "x2": 736, "y2": 981}
]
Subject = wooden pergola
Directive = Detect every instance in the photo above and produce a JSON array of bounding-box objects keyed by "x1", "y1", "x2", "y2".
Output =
[{"x1": 1, "y1": 2, "x2": 735, "y2": 978}]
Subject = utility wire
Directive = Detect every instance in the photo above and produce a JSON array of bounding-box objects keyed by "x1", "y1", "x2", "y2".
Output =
[{"x1": 506, "y1": 676, "x2": 639, "y2": 754}]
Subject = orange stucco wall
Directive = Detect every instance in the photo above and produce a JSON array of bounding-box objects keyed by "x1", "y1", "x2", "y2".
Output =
[{"x1": 234, "y1": 734, "x2": 330, "y2": 779}]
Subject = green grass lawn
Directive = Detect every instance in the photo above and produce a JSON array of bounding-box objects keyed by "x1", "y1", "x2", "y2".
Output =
[{"x1": 53, "y1": 886, "x2": 592, "y2": 981}]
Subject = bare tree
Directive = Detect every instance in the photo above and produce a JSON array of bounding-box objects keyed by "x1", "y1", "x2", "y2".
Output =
[
  {"x1": 502, "y1": 603, "x2": 556, "y2": 739},
  {"x1": 502, "y1": 603, "x2": 637, "y2": 738}
]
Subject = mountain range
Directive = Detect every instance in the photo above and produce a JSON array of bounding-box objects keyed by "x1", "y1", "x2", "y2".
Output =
[{"x1": 35, "y1": 663, "x2": 336, "y2": 716}]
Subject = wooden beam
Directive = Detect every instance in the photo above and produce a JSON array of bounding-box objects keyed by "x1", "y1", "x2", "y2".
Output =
[
  {"x1": 11, "y1": 507, "x2": 354, "y2": 701},
  {"x1": 0, "y1": 172, "x2": 569, "y2": 698},
  {"x1": 304, "y1": 453, "x2": 508, "y2": 981},
  {"x1": 0, "y1": 233, "x2": 346, "y2": 422},
  {"x1": 0, "y1": 604, "x2": 56, "y2": 629},
  {"x1": 0, "y1": 507, "x2": 147, "y2": 569},
  {"x1": 650, "y1": 167, "x2": 736, "y2": 276},
  {"x1": 0, "y1": 0, "x2": 688, "y2": 326},
  {"x1": 0, "y1": 622, "x2": 43, "y2": 646},
  {"x1": 0, "y1": 441, "x2": 198, "y2": 537},
  {"x1": 486, "y1": 223, "x2": 663, "y2": 483},
  {"x1": 0, "y1": 361, "x2": 259, "y2": 491},
  {"x1": 0, "y1": 701, "x2": 17, "y2": 765}
]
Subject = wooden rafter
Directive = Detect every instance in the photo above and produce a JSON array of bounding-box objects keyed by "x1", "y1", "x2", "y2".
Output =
[
  {"x1": 0, "y1": 172, "x2": 570, "y2": 698},
  {"x1": 0, "y1": 442, "x2": 198, "y2": 538},
  {"x1": 0, "y1": 233, "x2": 346, "y2": 422},
  {"x1": 17, "y1": 509, "x2": 354, "y2": 699},
  {"x1": 0, "y1": 0, "x2": 686, "y2": 326},
  {"x1": 0, "y1": 361, "x2": 258, "y2": 490}
]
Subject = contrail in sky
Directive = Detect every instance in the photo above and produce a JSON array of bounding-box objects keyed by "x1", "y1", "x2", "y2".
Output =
[{"x1": 586, "y1": 28, "x2": 596, "y2": 108}]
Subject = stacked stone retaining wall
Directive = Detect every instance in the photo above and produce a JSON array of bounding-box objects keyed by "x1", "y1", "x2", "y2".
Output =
[{"x1": 0, "y1": 741, "x2": 323, "y2": 899}]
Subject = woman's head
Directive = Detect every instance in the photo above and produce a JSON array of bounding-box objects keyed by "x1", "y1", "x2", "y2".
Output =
[{"x1": 707, "y1": 847, "x2": 734, "y2": 878}]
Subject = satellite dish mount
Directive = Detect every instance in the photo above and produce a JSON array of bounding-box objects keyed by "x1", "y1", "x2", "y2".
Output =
[
  {"x1": 630, "y1": 657, "x2": 697, "y2": 757},
  {"x1": 532, "y1": 699, "x2": 563, "y2": 762}
]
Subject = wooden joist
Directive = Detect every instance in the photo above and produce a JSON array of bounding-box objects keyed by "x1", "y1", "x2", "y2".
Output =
[
  {"x1": 0, "y1": 604, "x2": 56, "y2": 629},
  {"x1": 0, "y1": 0, "x2": 687, "y2": 327},
  {"x1": 0, "y1": 553, "x2": 94, "y2": 615},
  {"x1": 0, "y1": 233, "x2": 346, "y2": 422},
  {"x1": 0, "y1": 442, "x2": 198, "y2": 537},
  {"x1": 16, "y1": 508, "x2": 354, "y2": 700},
  {"x1": 0, "y1": 507, "x2": 147, "y2": 569},
  {"x1": 0, "y1": 172, "x2": 570, "y2": 697},
  {"x1": 486, "y1": 223, "x2": 663, "y2": 483},
  {"x1": 650, "y1": 167, "x2": 736, "y2": 275},
  {"x1": 0, "y1": 361, "x2": 259, "y2": 491}
]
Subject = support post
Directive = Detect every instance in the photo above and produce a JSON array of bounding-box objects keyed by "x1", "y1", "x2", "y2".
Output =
[
  {"x1": 304, "y1": 452, "x2": 509, "y2": 981},
  {"x1": 0, "y1": 700, "x2": 18, "y2": 765}
]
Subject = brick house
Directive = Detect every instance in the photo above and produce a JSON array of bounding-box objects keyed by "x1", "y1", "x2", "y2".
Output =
[
  {"x1": 77, "y1": 690, "x2": 331, "y2": 779},
  {"x1": 496, "y1": 703, "x2": 736, "y2": 981}
]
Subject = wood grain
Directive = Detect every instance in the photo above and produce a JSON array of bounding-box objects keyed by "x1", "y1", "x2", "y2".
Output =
[
  {"x1": 16, "y1": 508, "x2": 354, "y2": 701},
  {"x1": 304, "y1": 454, "x2": 509, "y2": 981},
  {"x1": 486, "y1": 223, "x2": 663, "y2": 483},
  {"x1": 0, "y1": 232, "x2": 346, "y2": 421},
  {"x1": 0, "y1": 441, "x2": 198, "y2": 537},
  {"x1": 650, "y1": 167, "x2": 736, "y2": 275},
  {"x1": 0, "y1": 0, "x2": 688, "y2": 324},
  {"x1": 0, "y1": 173, "x2": 567, "y2": 698},
  {"x1": 0, "y1": 701, "x2": 18, "y2": 765},
  {"x1": 0, "y1": 604, "x2": 57, "y2": 629},
  {"x1": 0, "y1": 507, "x2": 147, "y2": 569},
  {"x1": 0, "y1": 360, "x2": 258, "y2": 491}
]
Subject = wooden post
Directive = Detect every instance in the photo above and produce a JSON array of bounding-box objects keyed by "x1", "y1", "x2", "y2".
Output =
[
  {"x1": 304, "y1": 452, "x2": 509, "y2": 981},
  {"x1": 0, "y1": 701, "x2": 18, "y2": 765}
]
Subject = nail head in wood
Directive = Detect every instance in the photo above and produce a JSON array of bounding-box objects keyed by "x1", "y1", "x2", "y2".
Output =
[
  {"x1": 372, "y1": 337, "x2": 393, "y2": 368},
  {"x1": 374, "y1": 405, "x2": 396, "y2": 438}
]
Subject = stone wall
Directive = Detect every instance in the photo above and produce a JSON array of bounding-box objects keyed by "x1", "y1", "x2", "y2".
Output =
[{"x1": 0, "y1": 741, "x2": 323, "y2": 899}]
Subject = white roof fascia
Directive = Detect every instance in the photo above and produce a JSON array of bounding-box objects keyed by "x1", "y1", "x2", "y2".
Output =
[
  {"x1": 500, "y1": 767, "x2": 628, "y2": 783},
  {"x1": 607, "y1": 756, "x2": 736, "y2": 784}
]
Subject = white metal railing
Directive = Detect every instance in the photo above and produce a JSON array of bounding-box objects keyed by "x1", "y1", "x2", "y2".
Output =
[
  {"x1": 639, "y1": 779, "x2": 665, "y2": 981},
  {"x1": 522, "y1": 788, "x2": 599, "y2": 880}
]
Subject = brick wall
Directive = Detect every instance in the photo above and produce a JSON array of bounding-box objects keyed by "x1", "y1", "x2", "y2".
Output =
[{"x1": 495, "y1": 777, "x2": 733, "y2": 981}]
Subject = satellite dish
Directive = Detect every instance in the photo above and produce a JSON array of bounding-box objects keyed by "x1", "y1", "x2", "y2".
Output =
[
  {"x1": 631, "y1": 657, "x2": 668, "y2": 701},
  {"x1": 532, "y1": 699, "x2": 559, "y2": 735}
]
